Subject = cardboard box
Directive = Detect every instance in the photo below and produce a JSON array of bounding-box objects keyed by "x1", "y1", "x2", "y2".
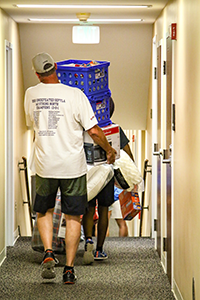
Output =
[
  {"x1": 84, "y1": 123, "x2": 120, "y2": 165},
  {"x1": 119, "y1": 190, "x2": 141, "y2": 220}
]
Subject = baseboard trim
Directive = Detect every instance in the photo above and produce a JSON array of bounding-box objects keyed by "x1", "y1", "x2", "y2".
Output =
[
  {"x1": 161, "y1": 252, "x2": 166, "y2": 273},
  {"x1": 0, "y1": 247, "x2": 6, "y2": 267},
  {"x1": 13, "y1": 227, "x2": 19, "y2": 245},
  {"x1": 172, "y1": 279, "x2": 184, "y2": 300},
  {"x1": 0, "y1": 228, "x2": 19, "y2": 267}
]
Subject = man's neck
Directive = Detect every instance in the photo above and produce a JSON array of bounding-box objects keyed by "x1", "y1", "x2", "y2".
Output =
[{"x1": 39, "y1": 73, "x2": 60, "y2": 84}]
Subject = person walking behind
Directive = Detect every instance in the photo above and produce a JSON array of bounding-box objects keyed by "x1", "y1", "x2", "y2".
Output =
[
  {"x1": 107, "y1": 97, "x2": 134, "y2": 237},
  {"x1": 82, "y1": 97, "x2": 135, "y2": 264},
  {"x1": 107, "y1": 185, "x2": 129, "y2": 237},
  {"x1": 24, "y1": 53, "x2": 116, "y2": 284}
]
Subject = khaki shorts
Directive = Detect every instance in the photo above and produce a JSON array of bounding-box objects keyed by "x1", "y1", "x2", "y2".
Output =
[{"x1": 33, "y1": 174, "x2": 88, "y2": 215}]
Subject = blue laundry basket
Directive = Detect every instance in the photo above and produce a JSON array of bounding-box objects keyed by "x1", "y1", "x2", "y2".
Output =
[
  {"x1": 56, "y1": 59, "x2": 110, "y2": 96},
  {"x1": 88, "y1": 90, "x2": 112, "y2": 128}
]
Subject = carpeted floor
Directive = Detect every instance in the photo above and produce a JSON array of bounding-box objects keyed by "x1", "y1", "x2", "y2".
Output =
[{"x1": 0, "y1": 237, "x2": 175, "y2": 300}]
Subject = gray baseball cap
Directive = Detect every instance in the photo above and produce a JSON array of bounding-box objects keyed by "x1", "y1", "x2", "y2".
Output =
[{"x1": 32, "y1": 52, "x2": 55, "y2": 74}]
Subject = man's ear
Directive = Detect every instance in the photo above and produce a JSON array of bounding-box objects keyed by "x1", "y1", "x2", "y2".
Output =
[{"x1": 36, "y1": 72, "x2": 40, "y2": 79}]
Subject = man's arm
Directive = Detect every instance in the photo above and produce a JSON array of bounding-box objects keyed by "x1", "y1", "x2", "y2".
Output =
[
  {"x1": 123, "y1": 144, "x2": 135, "y2": 162},
  {"x1": 119, "y1": 126, "x2": 135, "y2": 162},
  {"x1": 87, "y1": 124, "x2": 116, "y2": 164}
]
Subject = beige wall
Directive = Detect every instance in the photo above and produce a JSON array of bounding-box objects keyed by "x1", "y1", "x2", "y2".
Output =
[
  {"x1": 146, "y1": 0, "x2": 200, "y2": 299},
  {"x1": 0, "y1": 8, "x2": 28, "y2": 263},
  {"x1": 19, "y1": 23, "x2": 152, "y2": 130},
  {"x1": 0, "y1": 9, "x2": 6, "y2": 262},
  {"x1": 173, "y1": 0, "x2": 200, "y2": 298}
]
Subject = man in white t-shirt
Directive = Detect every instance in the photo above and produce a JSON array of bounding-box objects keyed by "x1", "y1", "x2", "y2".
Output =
[{"x1": 24, "y1": 52, "x2": 116, "y2": 284}]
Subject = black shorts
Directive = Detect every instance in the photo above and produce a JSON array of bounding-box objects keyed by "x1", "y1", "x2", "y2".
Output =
[
  {"x1": 33, "y1": 174, "x2": 88, "y2": 215},
  {"x1": 89, "y1": 177, "x2": 114, "y2": 207}
]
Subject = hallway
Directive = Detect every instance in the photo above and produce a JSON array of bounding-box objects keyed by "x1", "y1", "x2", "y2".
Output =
[
  {"x1": 0, "y1": 237, "x2": 175, "y2": 300},
  {"x1": 1, "y1": 0, "x2": 200, "y2": 299}
]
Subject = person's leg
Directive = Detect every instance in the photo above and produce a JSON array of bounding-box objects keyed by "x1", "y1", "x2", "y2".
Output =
[
  {"x1": 37, "y1": 208, "x2": 54, "y2": 251},
  {"x1": 94, "y1": 177, "x2": 114, "y2": 260},
  {"x1": 82, "y1": 204, "x2": 95, "y2": 264},
  {"x1": 115, "y1": 219, "x2": 128, "y2": 237},
  {"x1": 82, "y1": 205, "x2": 95, "y2": 239},
  {"x1": 106, "y1": 209, "x2": 112, "y2": 237},
  {"x1": 65, "y1": 214, "x2": 81, "y2": 266},
  {"x1": 37, "y1": 208, "x2": 59, "y2": 279},
  {"x1": 34, "y1": 176, "x2": 59, "y2": 279},
  {"x1": 96, "y1": 205, "x2": 109, "y2": 249},
  {"x1": 61, "y1": 175, "x2": 88, "y2": 282}
]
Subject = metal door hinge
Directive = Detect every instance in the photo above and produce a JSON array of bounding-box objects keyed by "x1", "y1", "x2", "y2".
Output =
[
  {"x1": 154, "y1": 219, "x2": 157, "y2": 231},
  {"x1": 150, "y1": 108, "x2": 153, "y2": 119},
  {"x1": 163, "y1": 237, "x2": 167, "y2": 252},
  {"x1": 154, "y1": 67, "x2": 157, "y2": 79},
  {"x1": 163, "y1": 61, "x2": 166, "y2": 75},
  {"x1": 172, "y1": 104, "x2": 176, "y2": 131}
]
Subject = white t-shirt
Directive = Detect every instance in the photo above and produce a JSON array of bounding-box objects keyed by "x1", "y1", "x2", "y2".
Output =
[{"x1": 24, "y1": 82, "x2": 97, "y2": 178}]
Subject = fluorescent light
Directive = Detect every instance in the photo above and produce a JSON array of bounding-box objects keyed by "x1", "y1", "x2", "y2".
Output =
[
  {"x1": 16, "y1": 4, "x2": 151, "y2": 9},
  {"x1": 28, "y1": 18, "x2": 78, "y2": 22},
  {"x1": 72, "y1": 26, "x2": 100, "y2": 44},
  {"x1": 29, "y1": 18, "x2": 143, "y2": 23},
  {"x1": 91, "y1": 19, "x2": 143, "y2": 22}
]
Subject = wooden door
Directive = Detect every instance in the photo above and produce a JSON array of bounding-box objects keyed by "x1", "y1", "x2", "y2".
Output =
[
  {"x1": 156, "y1": 45, "x2": 162, "y2": 258},
  {"x1": 164, "y1": 36, "x2": 172, "y2": 284}
]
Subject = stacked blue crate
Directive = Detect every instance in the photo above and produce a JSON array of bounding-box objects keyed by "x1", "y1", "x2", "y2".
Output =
[{"x1": 56, "y1": 59, "x2": 112, "y2": 127}]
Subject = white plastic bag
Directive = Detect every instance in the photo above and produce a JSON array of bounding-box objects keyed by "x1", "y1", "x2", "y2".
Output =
[
  {"x1": 113, "y1": 150, "x2": 143, "y2": 192},
  {"x1": 87, "y1": 164, "x2": 114, "y2": 201}
]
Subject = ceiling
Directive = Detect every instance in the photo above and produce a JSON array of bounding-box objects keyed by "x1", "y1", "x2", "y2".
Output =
[{"x1": 0, "y1": 0, "x2": 169, "y2": 24}]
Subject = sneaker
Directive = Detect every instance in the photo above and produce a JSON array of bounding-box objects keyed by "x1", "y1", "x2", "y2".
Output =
[
  {"x1": 63, "y1": 267, "x2": 77, "y2": 284},
  {"x1": 41, "y1": 249, "x2": 59, "y2": 279},
  {"x1": 83, "y1": 238, "x2": 94, "y2": 265},
  {"x1": 94, "y1": 250, "x2": 108, "y2": 260}
]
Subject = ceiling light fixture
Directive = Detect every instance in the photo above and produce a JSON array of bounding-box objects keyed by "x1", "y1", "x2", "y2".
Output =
[
  {"x1": 72, "y1": 13, "x2": 100, "y2": 44},
  {"x1": 72, "y1": 26, "x2": 100, "y2": 44}
]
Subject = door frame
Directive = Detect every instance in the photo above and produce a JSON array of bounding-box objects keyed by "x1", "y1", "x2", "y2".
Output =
[
  {"x1": 151, "y1": 35, "x2": 157, "y2": 241},
  {"x1": 152, "y1": 33, "x2": 175, "y2": 287},
  {"x1": 164, "y1": 32, "x2": 175, "y2": 287},
  {"x1": 171, "y1": 37, "x2": 175, "y2": 291},
  {"x1": 165, "y1": 34, "x2": 172, "y2": 285},
  {"x1": 152, "y1": 38, "x2": 164, "y2": 251},
  {"x1": 156, "y1": 42, "x2": 162, "y2": 259},
  {"x1": 5, "y1": 40, "x2": 15, "y2": 247}
]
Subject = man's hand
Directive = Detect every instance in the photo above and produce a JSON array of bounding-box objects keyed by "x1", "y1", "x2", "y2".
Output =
[
  {"x1": 106, "y1": 147, "x2": 117, "y2": 164},
  {"x1": 87, "y1": 124, "x2": 117, "y2": 164}
]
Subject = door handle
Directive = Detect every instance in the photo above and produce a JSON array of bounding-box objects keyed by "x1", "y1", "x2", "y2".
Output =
[
  {"x1": 153, "y1": 143, "x2": 163, "y2": 157},
  {"x1": 162, "y1": 158, "x2": 171, "y2": 164},
  {"x1": 153, "y1": 151, "x2": 160, "y2": 156},
  {"x1": 153, "y1": 143, "x2": 161, "y2": 156},
  {"x1": 162, "y1": 149, "x2": 171, "y2": 164}
]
